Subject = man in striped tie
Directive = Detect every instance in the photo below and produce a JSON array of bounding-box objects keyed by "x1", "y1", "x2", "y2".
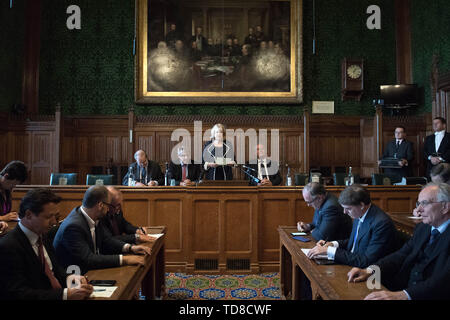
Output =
[{"x1": 0, "y1": 188, "x2": 93, "y2": 300}]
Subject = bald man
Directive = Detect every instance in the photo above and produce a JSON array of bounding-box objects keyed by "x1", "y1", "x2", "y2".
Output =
[
  {"x1": 122, "y1": 150, "x2": 163, "y2": 186},
  {"x1": 99, "y1": 187, "x2": 155, "y2": 244}
]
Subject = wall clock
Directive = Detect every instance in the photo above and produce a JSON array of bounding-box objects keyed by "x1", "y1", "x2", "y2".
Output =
[{"x1": 342, "y1": 58, "x2": 364, "y2": 101}]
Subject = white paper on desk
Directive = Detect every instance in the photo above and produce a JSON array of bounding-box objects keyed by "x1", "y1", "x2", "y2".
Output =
[
  {"x1": 148, "y1": 233, "x2": 164, "y2": 238},
  {"x1": 90, "y1": 286, "x2": 118, "y2": 298},
  {"x1": 407, "y1": 216, "x2": 423, "y2": 220},
  {"x1": 301, "y1": 248, "x2": 328, "y2": 260}
]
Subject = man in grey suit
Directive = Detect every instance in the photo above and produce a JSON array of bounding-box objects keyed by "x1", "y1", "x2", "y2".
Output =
[
  {"x1": 307, "y1": 184, "x2": 397, "y2": 268},
  {"x1": 53, "y1": 186, "x2": 150, "y2": 274},
  {"x1": 298, "y1": 183, "x2": 352, "y2": 241}
]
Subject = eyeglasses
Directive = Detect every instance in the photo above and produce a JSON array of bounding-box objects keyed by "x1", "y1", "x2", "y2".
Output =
[
  {"x1": 102, "y1": 201, "x2": 113, "y2": 207},
  {"x1": 416, "y1": 200, "x2": 446, "y2": 208},
  {"x1": 305, "y1": 198, "x2": 318, "y2": 205}
]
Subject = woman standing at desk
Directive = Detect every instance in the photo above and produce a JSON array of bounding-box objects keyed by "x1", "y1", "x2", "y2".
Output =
[
  {"x1": 0, "y1": 161, "x2": 28, "y2": 222},
  {"x1": 203, "y1": 124, "x2": 235, "y2": 180}
]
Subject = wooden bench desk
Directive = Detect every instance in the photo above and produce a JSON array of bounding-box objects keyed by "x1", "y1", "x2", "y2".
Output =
[
  {"x1": 390, "y1": 214, "x2": 422, "y2": 236},
  {"x1": 86, "y1": 226, "x2": 166, "y2": 300},
  {"x1": 279, "y1": 226, "x2": 387, "y2": 300}
]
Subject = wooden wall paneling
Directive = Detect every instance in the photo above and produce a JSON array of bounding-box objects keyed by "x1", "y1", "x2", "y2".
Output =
[
  {"x1": 30, "y1": 131, "x2": 54, "y2": 184},
  {"x1": 360, "y1": 117, "x2": 377, "y2": 178},
  {"x1": 136, "y1": 133, "x2": 155, "y2": 161}
]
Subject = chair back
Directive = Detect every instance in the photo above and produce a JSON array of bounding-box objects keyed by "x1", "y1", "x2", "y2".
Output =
[
  {"x1": 86, "y1": 174, "x2": 114, "y2": 186},
  {"x1": 50, "y1": 173, "x2": 77, "y2": 185}
]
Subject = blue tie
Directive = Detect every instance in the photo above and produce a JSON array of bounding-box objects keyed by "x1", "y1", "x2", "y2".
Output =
[
  {"x1": 428, "y1": 229, "x2": 440, "y2": 245},
  {"x1": 351, "y1": 219, "x2": 361, "y2": 253}
]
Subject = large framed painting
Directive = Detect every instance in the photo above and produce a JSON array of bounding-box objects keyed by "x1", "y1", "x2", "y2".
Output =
[{"x1": 135, "y1": 0, "x2": 303, "y2": 104}]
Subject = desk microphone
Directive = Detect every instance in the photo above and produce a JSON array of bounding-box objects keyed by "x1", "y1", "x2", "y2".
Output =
[{"x1": 242, "y1": 165, "x2": 257, "y2": 172}]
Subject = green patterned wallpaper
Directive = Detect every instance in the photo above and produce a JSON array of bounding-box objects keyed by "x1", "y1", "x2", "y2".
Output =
[
  {"x1": 37, "y1": 0, "x2": 396, "y2": 116},
  {"x1": 411, "y1": 0, "x2": 450, "y2": 114},
  {"x1": 0, "y1": 0, "x2": 25, "y2": 112}
]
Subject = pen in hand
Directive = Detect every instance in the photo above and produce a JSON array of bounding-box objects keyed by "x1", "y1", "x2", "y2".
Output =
[{"x1": 140, "y1": 227, "x2": 146, "y2": 234}]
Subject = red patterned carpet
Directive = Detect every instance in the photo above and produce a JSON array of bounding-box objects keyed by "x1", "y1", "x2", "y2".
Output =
[{"x1": 164, "y1": 273, "x2": 281, "y2": 300}]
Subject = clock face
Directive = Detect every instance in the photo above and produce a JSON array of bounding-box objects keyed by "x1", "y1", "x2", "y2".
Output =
[{"x1": 347, "y1": 64, "x2": 362, "y2": 79}]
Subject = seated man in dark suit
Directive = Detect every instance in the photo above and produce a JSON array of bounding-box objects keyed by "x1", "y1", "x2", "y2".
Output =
[
  {"x1": 378, "y1": 126, "x2": 414, "y2": 181},
  {"x1": 122, "y1": 149, "x2": 164, "y2": 186},
  {"x1": 53, "y1": 185, "x2": 150, "y2": 274},
  {"x1": 100, "y1": 186, "x2": 156, "y2": 244},
  {"x1": 168, "y1": 147, "x2": 202, "y2": 186},
  {"x1": 246, "y1": 144, "x2": 282, "y2": 186},
  {"x1": 424, "y1": 117, "x2": 450, "y2": 179},
  {"x1": 307, "y1": 184, "x2": 397, "y2": 268},
  {"x1": 0, "y1": 188, "x2": 93, "y2": 300},
  {"x1": 430, "y1": 163, "x2": 450, "y2": 184},
  {"x1": 348, "y1": 183, "x2": 450, "y2": 300},
  {"x1": 298, "y1": 182, "x2": 352, "y2": 241}
]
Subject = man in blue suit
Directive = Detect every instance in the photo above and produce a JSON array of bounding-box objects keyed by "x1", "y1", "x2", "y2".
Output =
[
  {"x1": 348, "y1": 183, "x2": 450, "y2": 300},
  {"x1": 298, "y1": 183, "x2": 352, "y2": 241},
  {"x1": 307, "y1": 184, "x2": 397, "y2": 268}
]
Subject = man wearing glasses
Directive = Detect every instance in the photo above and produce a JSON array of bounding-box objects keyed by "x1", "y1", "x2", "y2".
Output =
[
  {"x1": 297, "y1": 182, "x2": 352, "y2": 241},
  {"x1": 348, "y1": 183, "x2": 450, "y2": 300},
  {"x1": 54, "y1": 186, "x2": 151, "y2": 274},
  {"x1": 100, "y1": 186, "x2": 155, "y2": 244}
]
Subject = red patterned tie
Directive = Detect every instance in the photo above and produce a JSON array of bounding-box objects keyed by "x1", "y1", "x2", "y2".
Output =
[
  {"x1": 37, "y1": 237, "x2": 62, "y2": 289},
  {"x1": 182, "y1": 164, "x2": 187, "y2": 181}
]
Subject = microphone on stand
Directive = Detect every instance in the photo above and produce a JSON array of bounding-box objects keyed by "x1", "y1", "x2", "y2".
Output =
[
  {"x1": 242, "y1": 164, "x2": 257, "y2": 172},
  {"x1": 239, "y1": 165, "x2": 261, "y2": 184}
]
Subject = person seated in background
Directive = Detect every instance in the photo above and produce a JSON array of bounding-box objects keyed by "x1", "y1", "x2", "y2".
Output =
[
  {"x1": 413, "y1": 163, "x2": 450, "y2": 218},
  {"x1": 0, "y1": 160, "x2": 28, "y2": 222},
  {"x1": 430, "y1": 163, "x2": 450, "y2": 184},
  {"x1": 297, "y1": 182, "x2": 352, "y2": 241},
  {"x1": 203, "y1": 123, "x2": 235, "y2": 181},
  {"x1": 0, "y1": 188, "x2": 93, "y2": 300},
  {"x1": 206, "y1": 38, "x2": 220, "y2": 56},
  {"x1": 168, "y1": 147, "x2": 202, "y2": 186},
  {"x1": 100, "y1": 186, "x2": 156, "y2": 244},
  {"x1": 245, "y1": 144, "x2": 281, "y2": 186},
  {"x1": 307, "y1": 184, "x2": 397, "y2": 268},
  {"x1": 348, "y1": 183, "x2": 450, "y2": 300},
  {"x1": 378, "y1": 126, "x2": 414, "y2": 181},
  {"x1": 53, "y1": 186, "x2": 150, "y2": 274},
  {"x1": 122, "y1": 150, "x2": 163, "y2": 186}
]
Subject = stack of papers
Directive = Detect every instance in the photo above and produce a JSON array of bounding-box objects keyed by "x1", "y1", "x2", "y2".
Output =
[
  {"x1": 90, "y1": 286, "x2": 118, "y2": 298},
  {"x1": 301, "y1": 248, "x2": 328, "y2": 260},
  {"x1": 407, "y1": 216, "x2": 422, "y2": 220}
]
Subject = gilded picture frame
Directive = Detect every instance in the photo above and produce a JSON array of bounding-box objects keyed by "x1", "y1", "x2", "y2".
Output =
[{"x1": 135, "y1": 0, "x2": 303, "y2": 104}]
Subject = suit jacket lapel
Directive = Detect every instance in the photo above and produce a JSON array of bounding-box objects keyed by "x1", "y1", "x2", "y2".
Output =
[
  {"x1": 14, "y1": 226, "x2": 43, "y2": 272},
  {"x1": 437, "y1": 132, "x2": 448, "y2": 153},
  {"x1": 422, "y1": 225, "x2": 450, "y2": 267},
  {"x1": 76, "y1": 208, "x2": 95, "y2": 252},
  {"x1": 353, "y1": 207, "x2": 375, "y2": 247}
]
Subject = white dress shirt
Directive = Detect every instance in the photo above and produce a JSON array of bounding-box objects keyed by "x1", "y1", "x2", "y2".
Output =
[
  {"x1": 435, "y1": 130, "x2": 445, "y2": 153},
  {"x1": 19, "y1": 222, "x2": 68, "y2": 300},
  {"x1": 327, "y1": 205, "x2": 370, "y2": 260}
]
